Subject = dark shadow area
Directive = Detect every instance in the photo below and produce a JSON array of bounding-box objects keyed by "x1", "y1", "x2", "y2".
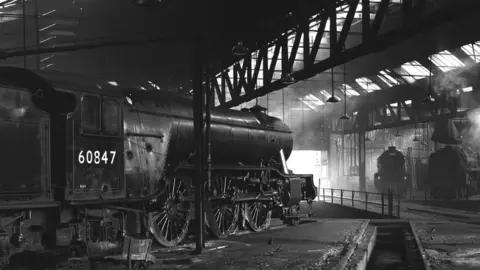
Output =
[{"x1": 4, "y1": 250, "x2": 70, "y2": 270}]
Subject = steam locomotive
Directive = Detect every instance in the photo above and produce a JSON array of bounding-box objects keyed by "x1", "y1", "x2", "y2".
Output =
[
  {"x1": 373, "y1": 146, "x2": 411, "y2": 196},
  {"x1": 0, "y1": 67, "x2": 316, "y2": 263},
  {"x1": 426, "y1": 117, "x2": 479, "y2": 199}
]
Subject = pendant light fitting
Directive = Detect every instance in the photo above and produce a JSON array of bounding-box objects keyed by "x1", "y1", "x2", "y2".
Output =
[{"x1": 340, "y1": 63, "x2": 350, "y2": 120}]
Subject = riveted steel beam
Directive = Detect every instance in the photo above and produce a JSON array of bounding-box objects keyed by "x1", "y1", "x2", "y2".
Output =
[{"x1": 216, "y1": 0, "x2": 480, "y2": 109}]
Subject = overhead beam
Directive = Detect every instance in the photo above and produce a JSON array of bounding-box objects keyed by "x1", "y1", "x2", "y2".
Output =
[
  {"x1": 216, "y1": 0, "x2": 480, "y2": 109},
  {"x1": 330, "y1": 58, "x2": 480, "y2": 118}
]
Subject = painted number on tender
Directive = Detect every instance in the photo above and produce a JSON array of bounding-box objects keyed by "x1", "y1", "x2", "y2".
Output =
[{"x1": 77, "y1": 150, "x2": 116, "y2": 165}]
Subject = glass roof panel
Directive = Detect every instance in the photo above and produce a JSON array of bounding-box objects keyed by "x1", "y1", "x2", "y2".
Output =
[
  {"x1": 342, "y1": 84, "x2": 360, "y2": 96},
  {"x1": 320, "y1": 90, "x2": 331, "y2": 98},
  {"x1": 378, "y1": 70, "x2": 402, "y2": 87},
  {"x1": 397, "y1": 61, "x2": 430, "y2": 83},
  {"x1": 429, "y1": 50, "x2": 465, "y2": 72},
  {"x1": 355, "y1": 77, "x2": 381, "y2": 92},
  {"x1": 460, "y1": 42, "x2": 480, "y2": 63}
]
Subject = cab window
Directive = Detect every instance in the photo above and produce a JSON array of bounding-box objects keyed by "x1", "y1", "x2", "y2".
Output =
[
  {"x1": 81, "y1": 95, "x2": 100, "y2": 130},
  {"x1": 103, "y1": 99, "x2": 120, "y2": 135}
]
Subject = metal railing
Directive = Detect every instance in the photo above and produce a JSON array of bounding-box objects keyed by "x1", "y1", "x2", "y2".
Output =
[{"x1": 318, "y1": 188, "x2": 401, "y2": 217}]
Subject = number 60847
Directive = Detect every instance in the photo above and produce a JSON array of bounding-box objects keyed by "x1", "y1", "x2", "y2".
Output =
[{"x1": 78, "y1": 150, "x2": 116, "y2": 165}]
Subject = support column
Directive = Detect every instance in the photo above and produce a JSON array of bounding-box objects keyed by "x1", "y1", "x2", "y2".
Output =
[
  {"x1": 358, "y1": 131, "x2": 366, "y2": 192},
  {"x1": 34, "y1": 0, "x2": 40, "y2": 69},
  {"x1": 193, "y1": 37, "x2": 205, "y2": 254},
  {"x1": 22, "y1": 0, "x2": 27, "y2": 68}
]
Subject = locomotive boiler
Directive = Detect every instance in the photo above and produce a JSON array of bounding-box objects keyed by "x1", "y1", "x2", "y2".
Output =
[
  {"x1": 0, "y1": 67, "x2": 316, "y2": 263},
  {"x1": 373, "y1": 146, "x2": 411, "y2": 197}
]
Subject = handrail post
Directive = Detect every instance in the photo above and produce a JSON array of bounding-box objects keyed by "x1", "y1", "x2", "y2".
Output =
[
  {"x1": 365, "y1": 192, "x2": 369, "y2": 211},
  {"x1": 340, "y1": 190, "x2": 344, "y2": 205},
  {"x1": 331, "y1": 189, "x2": 334, "y2": 203},
  {"x1": 323, "y1": 188, "x2": 325, "y2": 201},
  {"x1": 351, "y1": 191, "x2": 355, "y2": 207},
  {"x1": 381, "y1": 193, "x2": 385, "y2": 216},
  {"x1": 388, "y1": 188, "x2": 393, "y2": 217}
]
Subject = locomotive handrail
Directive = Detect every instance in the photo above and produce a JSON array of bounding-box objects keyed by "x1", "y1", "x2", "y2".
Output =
[{"x1": 318, "y1": 188, "x2": 401, "y2": 218}]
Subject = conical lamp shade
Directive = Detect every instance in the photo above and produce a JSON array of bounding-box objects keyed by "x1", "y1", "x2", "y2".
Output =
[
  {"x1": 326, "y1": 96, "x2": 340, "y2": 103},
  {"x1": 431, "y1": 116, "x2": 462, "y2": 144}
]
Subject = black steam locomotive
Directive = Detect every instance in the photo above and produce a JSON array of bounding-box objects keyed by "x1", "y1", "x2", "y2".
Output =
[
  {"x1": 373, "y1": 146, "x2": 411, "y2": 196},
  {"x1": 427, "y1": 117, "x2": 479, "y2": 199},
  {"x1": 0, "y1": 67, "x2": 316, "y2": 262}
]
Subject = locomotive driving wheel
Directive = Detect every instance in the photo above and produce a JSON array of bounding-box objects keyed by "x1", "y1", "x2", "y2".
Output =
[
  {"x1": 148, "y1": 176, "x2": 193, "y2": 247},
  {"x1": 207, "y1": 176, "x2": 240, "y2": 238},
  {"x1": 244, "y1": 201, "x2": 272, "y2": 232}
]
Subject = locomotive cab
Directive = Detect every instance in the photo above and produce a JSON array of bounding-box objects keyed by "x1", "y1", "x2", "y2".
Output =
[{"x1": 65, "y1": 92, "x2": 125, "y2": 202}]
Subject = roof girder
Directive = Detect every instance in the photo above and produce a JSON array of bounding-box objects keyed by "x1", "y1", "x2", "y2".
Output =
[{"x1": 214, "y1": 0, "x2": 480, "y2": 109}]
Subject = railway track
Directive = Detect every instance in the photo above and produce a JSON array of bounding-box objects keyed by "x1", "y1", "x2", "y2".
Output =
[
  {"x1": 366, "y1": 221, "x2": 427, "y2": 270},
  {"x1": 344, "y1": 220, "x2": 429, "y2": 270}
]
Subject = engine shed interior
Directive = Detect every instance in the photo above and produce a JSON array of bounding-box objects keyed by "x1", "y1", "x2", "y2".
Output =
[{"x1": 0, "y1": 0, "x2": 480, "y2": 267}]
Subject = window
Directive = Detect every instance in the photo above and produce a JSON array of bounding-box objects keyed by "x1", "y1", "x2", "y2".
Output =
[
  {"x1": 103, "y1": 99, "x2": 120, "y2": 135},
  {"x1": 81, "y1": 95, "x2": 100, "y2": 130}
]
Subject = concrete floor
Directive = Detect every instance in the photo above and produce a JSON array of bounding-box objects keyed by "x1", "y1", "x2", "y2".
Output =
[
  {"x1": 414, "y1": 221, "x2": 480, "y2": 269},
  {"x1": 6, "y1": 199, "x2": 480, "y2": 270}
]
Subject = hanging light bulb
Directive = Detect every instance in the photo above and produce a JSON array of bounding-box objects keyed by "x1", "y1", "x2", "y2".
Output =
[
  {"x1": 327, "y1": 67, "x2": 339, "y2": 103},
  {"x1": 422, "y1": 60, "x2": 435, "y2": 104},
  {"x1": 422, "y1": 94, "x2": 435, "y2": 104},
  {"x1": 413, "y1": 123, "x2": 419, "y2": 141},
  {"x1": 339, "y1": 63, "x2": 349, "y2": 120},
  {"x1": 232, "y1": 42, "x2": 250, "y2": 56},
  {"x1": 281, "y1": 73, "x2": 296, "y2": 84},
  {"x1": 395, "y1": 128, "x2": 401, "y2": 137},
  {"x1": 132, "y1": 0, "x2": 161, "y2": 6},
  {"x1": 327, "y1": 96, "x2": 340, "y2": 103}
]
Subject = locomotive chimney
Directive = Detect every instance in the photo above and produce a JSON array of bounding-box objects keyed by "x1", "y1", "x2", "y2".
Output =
[{"x1": 431, "y1": 116, "x2": 462, "y2": 145}]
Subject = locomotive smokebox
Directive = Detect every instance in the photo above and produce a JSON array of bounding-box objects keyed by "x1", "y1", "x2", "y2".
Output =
[{"x1": 431, "y1": 116, "x2": 462, "y2": 145}]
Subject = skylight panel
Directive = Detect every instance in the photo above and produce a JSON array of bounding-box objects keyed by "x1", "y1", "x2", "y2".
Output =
[
  {"x1": 298, "y1": 97, "x2": 318, "y2": 110},
  {"x1": 429, "y1": 50, "x2": 465, "y2": 72},
  {"x1": 461, "y1": 42, "x2": 480, "y2": 63},
  {"x1": 319, "y1": 90, "x2": 341, "y2": 100},
  {"x1": 320, "y1": 90, "x2": 331, "y2": 98},
  {"x1": 342, "y1": 84, "x2": 360, "y2": 96},
  {"x1": 378, "y1": 70, "x2": 401, "y2": 87},
  {"x1": 355, "y1": 77, "x2": 381, "y2": 92},
  {"x1": 291, "y1": 107, "x2": 311, "y2": 111},
  {"x1": 303, "y1": 94, "x2": 324, "y2": 106},
  {"x1": 398, "y1": 61, "x2": 430, "y2": 83},
  {"x1": 377, "y1": 75, "x2": 393, "y2": 87}
]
